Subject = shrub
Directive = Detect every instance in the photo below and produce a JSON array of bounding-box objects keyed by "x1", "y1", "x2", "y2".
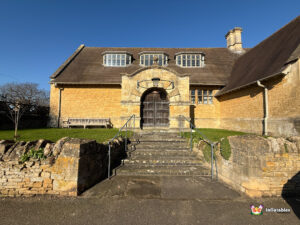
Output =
[
  {"x1": 20, "y1": 147, "x2": 46, "y2": 163},
  {"x1": 202, "y1": 143, "x2": 217, "y2": 162},
  {"x1": 284, "y1": 143, "x2": 288, "y2": 153},
  {"x1": 220, "y1": 137, "x2": 231, "y2": 160},
  {"x1": 203, "y1": 143, "x2": 211, "y2": 162}
]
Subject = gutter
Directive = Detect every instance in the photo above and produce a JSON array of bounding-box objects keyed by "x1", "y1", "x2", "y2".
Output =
[{"x1": 256, "y1": 81, "x2": 268, "y2": 136}]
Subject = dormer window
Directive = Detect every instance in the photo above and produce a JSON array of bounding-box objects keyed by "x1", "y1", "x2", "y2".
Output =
[
  {"x1": 103, "y1": 52, "x2": 132, "y2": 67},
  {"x1": 175, "y1": 53, "x2": 205, "y2": 67},
  {"x1": 139, "y1": 52, "x2": 168, "y2": 66}
]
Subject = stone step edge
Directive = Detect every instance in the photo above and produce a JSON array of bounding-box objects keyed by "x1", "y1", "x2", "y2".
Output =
[
  {"x1": 133, "y1": 145, "x2": 189, "y2": 148},
  {"x1": 127, "y1": 151, "x2": 194, "y2": 155},
  {"x1": 118, "y1": 165, "x2": 209, "y2": 169},
  {"x1": 115, "y1": 173, "x2": 211, "y2": 177},
  {"x1": 123, "y1": 163, "x2": 206, "y2": 167},
  {"x1": 124, "y1": 156, "x2": 200, "y2": 160},
  {"x1": 132, "y1": 147, "x2": 190, "y2": 150},
  {"x1": 133, "y1": 139, "x2": 185, "y2": 141},
  {"x1": 116, "y1": 168, "x2": 210, "y2": 173},
  {"x1": 126, "y1": 156, "x2": 199, "y2": 159},
  {"x1": 127, "y1": 153, "x2": 196, "y2": 156},
  {"x1": 123, "y1": 160, "x2": 204, "y2": 164},
  {"x1": 130, "y1": 142, "x2": 187, "y2": 145},
  {"x1": 116, "y1": 172, "x2": 210, "y2": 176}
]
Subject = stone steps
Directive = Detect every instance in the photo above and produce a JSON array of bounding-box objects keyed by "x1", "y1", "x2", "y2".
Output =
[
  {"x1": 135, "y1": 131, "x2": 180, "y2": 135},
  {"x1": 126, "y1": 153, "x2": 197, "y2": 159},
  {"x1": 116, "y1": 165, "x2": 210, "y2": 176},
  {"x1": 127, "y1": 150, "x2": 196, "y2": 157},
  {"x1": 129, "y1": 142, "x2": 190, "y2": 151},
  {"x1": 131, "y1": 136, "x2": 185, "y2": 141},
  {"x1": 123, "y1": 159, "x2": 203, "y2": 166},
  {"x1": 115, "y1": 130, "x2": 208, "y2": 177},
  {"x1": 132, "y1": 140, "x2": 188, "y2": 145},
  {"x1": 130, "y1": 139, "x2": 187, "y2": 143},
  {"x1": 132, "y1": 133, "x2": 183, "y2": 140},
  {"x1": 133, "y1": 146, "x2": 190, "y2": 151}
]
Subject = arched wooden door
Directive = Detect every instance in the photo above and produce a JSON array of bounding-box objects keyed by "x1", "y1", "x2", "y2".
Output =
[{"x1": 141, "y1": 88, "x2": 169, "y2": 128}]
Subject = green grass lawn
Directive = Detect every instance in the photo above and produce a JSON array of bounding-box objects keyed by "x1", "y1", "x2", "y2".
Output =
[
  {"x1": 0, "y1": 127, "x2": 247, "y2": 144},
  {"x1": 0, "y1": 128, "x2": 132, "y2": 143},
  {"x1": 181, "y1": 128, "x2": 248, "y2": 142}
]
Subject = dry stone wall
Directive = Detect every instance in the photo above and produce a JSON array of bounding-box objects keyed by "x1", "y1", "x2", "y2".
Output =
[
  {"x1": 214, "y1": 135, "x2": 300, "y2": 198},
  {"x1": 0, "y1": 137, "x2": 125, "y2": 197}
]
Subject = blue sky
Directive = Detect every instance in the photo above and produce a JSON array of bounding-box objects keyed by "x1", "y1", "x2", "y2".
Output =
[{"x1": 0, "y1": 0, "x2": 299, "y2": 91}]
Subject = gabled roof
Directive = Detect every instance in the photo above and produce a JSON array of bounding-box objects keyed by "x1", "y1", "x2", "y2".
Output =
[
  {"x1": 50, "y1": 47, "x2": 239, "y2": 86},
  {"x1": 216, "y1": 16, "x2": 300, "y2": 96}
]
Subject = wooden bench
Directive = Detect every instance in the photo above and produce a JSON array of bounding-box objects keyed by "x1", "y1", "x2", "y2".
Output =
[{"x1": 62, "y1": 118, "x2": 112, "y2": 128}]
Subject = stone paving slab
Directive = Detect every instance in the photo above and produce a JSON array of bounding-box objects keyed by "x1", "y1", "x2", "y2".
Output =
[
  {"x1": 0, "y1": 175, "x2": 299, "y2": 225},
  {"x1": 82, "y1": 176, "x2": 242, "y2": 200}
]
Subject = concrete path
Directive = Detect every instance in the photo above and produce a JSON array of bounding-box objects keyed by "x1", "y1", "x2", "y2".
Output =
[{"x1": 1, "y1": 176, "x2": 299, "y2": 225}]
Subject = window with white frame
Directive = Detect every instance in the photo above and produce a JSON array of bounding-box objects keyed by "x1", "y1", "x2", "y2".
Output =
[
  {"x1": 103, "y1": 53, "x2": 131, "y2": 67},
  {"x1": 190, "y1": 89, "x2": 213, "y2": 104},
  {"x1": 140, "y1": 53, "x2": 168, "y2": 66},
  {"x1": 197, "y1": 89, "x2": 202, "y2": 104},
  {"x1": 176, "y1": 53, "x2": 205, "y2": 67},
  {"x1": 190, "y1": 89, "x2": 196, "y2": 104}
]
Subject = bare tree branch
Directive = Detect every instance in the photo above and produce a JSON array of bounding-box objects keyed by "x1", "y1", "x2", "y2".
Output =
[{"x1": 0, "y1": 82, "x2": 49, "y2": 140}]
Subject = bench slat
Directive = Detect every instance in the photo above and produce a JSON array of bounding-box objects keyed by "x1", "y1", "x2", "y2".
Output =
[{"x1": 63, "y1": 118, "x2": 112, "y2": 128}]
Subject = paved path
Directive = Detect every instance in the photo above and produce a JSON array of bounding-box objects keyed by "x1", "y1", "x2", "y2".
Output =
[{"x1": 1, "y1": 176, "x2": 299, "y2": 225}]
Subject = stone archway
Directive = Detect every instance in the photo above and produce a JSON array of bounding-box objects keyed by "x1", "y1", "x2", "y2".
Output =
[
  {"x1": 140, "y1": 88, "x2": 169, "y2": 128},
  {"x1": 121, "y1": 67, "x2": 190, "y2": 129}
]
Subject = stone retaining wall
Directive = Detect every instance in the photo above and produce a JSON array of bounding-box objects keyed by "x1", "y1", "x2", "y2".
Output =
[
  {"x1": 212, "y1": 135, "x2": 300, "y2": 198},
  {"x1": 0, "y1": 137, "x2": 125, "y2": 197}
]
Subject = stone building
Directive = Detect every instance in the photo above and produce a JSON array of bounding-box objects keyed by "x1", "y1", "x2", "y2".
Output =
[{"x1": 49, "y1": 16, "x2": 300, "y2": 137}]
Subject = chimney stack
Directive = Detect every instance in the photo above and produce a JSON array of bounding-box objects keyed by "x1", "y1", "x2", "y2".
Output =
[{"x1": 225, "y1": 27, "x2": 244, "y2": 54}]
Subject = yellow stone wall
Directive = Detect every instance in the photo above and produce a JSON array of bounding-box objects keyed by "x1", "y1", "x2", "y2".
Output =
[
  {"x1": 218, "y1": 85, "x2": 264, "y2": 134},
  {"x1": 49, "y1": 60, "x2": 300, "y2": 135},
  {"x1": 191, "y1": 88, "x2": 221, "y2": 128},
  {"x1": 49, "y1": 84, "x2": 123, "y2": 127},
  {"x1": 268, "y1": 62, "x2": 300, "y2": 118},
  {"x1": 218, "y1": 60, "x2": 300, "y2": 136}
]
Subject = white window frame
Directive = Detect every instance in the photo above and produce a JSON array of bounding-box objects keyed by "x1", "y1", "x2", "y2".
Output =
[
  {"x1": 139, "y1": 53, "x2": 168, "y2": 67},
  {"x1": 176, "y1": 54, "x2": 205, "y2": 68},
  {"x1": 103, "y1": 53, "x2": 131, "y2": 67},
  {"x1": 196, "y1": 89, "x2": 213, "y2": 105},
  {"x1": 190, "y1": 89, "x2": 196, "y2": 104}
]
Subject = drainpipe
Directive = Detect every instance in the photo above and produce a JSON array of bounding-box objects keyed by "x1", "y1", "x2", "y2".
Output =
[
  {"x1": 257, "y1": 81, "x2": 268, "y2": 136},
  {"x1": 57, "y1": 88, "x2": 63, "y2": 128}
]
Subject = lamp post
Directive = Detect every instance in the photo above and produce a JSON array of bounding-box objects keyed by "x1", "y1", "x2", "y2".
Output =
[{"x1": 151, "y1": 77, "x2": 160, "y2": 87}]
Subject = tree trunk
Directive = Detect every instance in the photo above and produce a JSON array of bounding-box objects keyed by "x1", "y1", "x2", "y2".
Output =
[{"x1": 14, "y1": 109, "x2": 19, "y2": 141}]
